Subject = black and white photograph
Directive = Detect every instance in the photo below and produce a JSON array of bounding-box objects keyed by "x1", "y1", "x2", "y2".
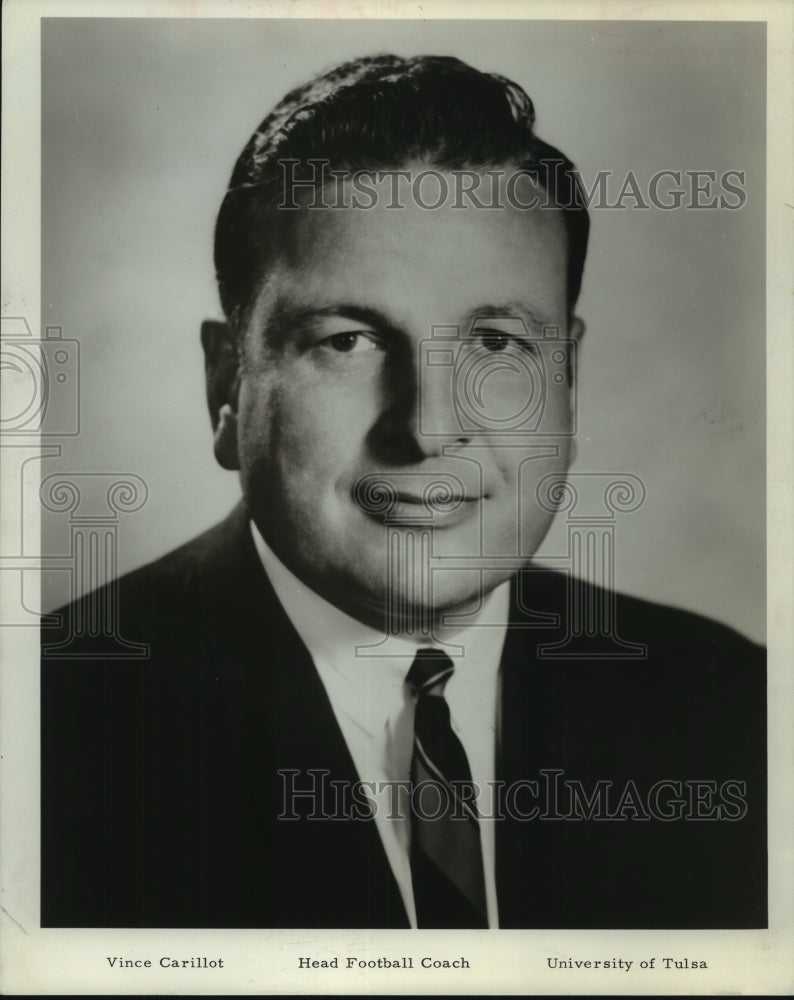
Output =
[{"x1": 1, "y1": 1, "x2": 792, "y2": 995}]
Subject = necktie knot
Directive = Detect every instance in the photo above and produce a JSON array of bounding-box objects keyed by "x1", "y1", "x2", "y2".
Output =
[{"x1": 406, "y1": 648, "x2": 455, "y2": 697}]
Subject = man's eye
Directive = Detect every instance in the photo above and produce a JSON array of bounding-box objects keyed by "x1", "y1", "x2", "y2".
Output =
[
  {"x1": 323, "y1": 331, "x2": 380, "y2": 353},
  {"x1": 477, "y1": 329, "x2": 538, "y2": 355},
  {"x1": 480, "y1": 331, "x2": 512, "y2": 353}
]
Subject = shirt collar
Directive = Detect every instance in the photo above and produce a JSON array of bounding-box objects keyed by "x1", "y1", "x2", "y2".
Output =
[{"x1": 250, "y1": 520, "x2": 510, "y2": 734}]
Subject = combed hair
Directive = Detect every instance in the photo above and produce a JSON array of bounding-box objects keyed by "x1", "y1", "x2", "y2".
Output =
[{"x1": 215, "y1": 54, "x2": 590, "y2": 328}]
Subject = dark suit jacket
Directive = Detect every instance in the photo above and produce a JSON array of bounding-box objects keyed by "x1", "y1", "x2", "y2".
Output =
[{"x1": 41, "y1": 503, "x2": 766, "y2": 928}]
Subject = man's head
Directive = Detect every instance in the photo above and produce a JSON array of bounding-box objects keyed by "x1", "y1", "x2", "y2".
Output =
[{"x1": 202, "y1": 54, "x2": 589, "y2": 631}]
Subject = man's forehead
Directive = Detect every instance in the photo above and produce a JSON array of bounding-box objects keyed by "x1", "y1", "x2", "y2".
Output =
[
  {"x1": 270, "y1": 164, "x2": 563, "y2": 241},
  {"x1": 241, "y1": 170, "x2": 569, "y2": 339},
  {"x1": 263, "y1": 201, "x2": 565, "y2": 283}
]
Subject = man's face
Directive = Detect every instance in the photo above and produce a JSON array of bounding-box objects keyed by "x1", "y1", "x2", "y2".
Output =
[{"x1": 226, "y1": 169, "x2": 582, "y2": 629}]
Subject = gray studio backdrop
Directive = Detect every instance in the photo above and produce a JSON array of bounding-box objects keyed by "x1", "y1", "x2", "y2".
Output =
[{"x1": 40, "y1": 18, "x2": 765, "y2": 642}]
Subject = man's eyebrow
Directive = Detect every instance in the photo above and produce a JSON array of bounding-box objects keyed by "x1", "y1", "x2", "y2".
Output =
[
  {"x1": 465, "y1": 302, "x2": 556, "y2": 332},
  {"x1": 267, "y1": 302, "x2": 398, "y2": 335}
]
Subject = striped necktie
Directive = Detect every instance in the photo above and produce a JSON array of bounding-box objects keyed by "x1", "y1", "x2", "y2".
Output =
[{"x1": 406, "y1": 647, "x2": 488, "y2": 928}]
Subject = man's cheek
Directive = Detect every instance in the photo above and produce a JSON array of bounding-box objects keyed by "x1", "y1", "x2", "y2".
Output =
[
  {"x1": 242, "y1": 394, "x2": 306, "y2": 463},
  {"x1": 539, "y1": 387, "x2": 575, "y2": 435}
]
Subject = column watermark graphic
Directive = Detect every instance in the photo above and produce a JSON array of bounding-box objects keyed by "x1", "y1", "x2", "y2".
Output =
[
  {"x1": 40, "y1": 474, "x2": 149, "y2": 659},
  {"x1": 532, "y1": 472, "x2": 647, "y2": 659},
  {"x1": 0, "y1": 316, "x2": 150, "y2": 656}
]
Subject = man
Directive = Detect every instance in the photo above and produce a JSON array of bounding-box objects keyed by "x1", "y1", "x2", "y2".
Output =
[{"x1": 41, "y1": 55, "x2": 765, "y2": 929}]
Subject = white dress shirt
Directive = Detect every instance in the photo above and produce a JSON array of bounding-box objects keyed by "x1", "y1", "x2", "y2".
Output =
[{"x1": 250, "y1": 522, "x2": 510, "y2": 928}]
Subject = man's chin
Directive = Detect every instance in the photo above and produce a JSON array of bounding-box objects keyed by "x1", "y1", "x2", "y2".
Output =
[{"x1": 332, "y1": 568, "x2": 510, "y2": 635}]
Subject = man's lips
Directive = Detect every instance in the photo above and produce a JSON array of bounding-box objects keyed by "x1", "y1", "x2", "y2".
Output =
[
  {"x1": 392, "y1": 492, "x2": 480, "y2": 505},
  {"x1": 358, "y1": 490, "x2": 485, "y2": 526},
  {"x1": 351, "y1": 472, "x2": 485, "y2": 524}
]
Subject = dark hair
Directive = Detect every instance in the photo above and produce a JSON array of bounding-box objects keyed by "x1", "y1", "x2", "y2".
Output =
[{"x1": 214, "y1": 54, "x2": 590, "y2": 329}]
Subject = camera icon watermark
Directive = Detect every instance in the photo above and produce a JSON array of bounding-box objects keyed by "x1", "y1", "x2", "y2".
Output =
[
  {"x1": 0, "y1": 318, "x2": 80, "y2": 436},
  {"x1": 419, "y1": 318, "x2": 577, "y2": 439}
]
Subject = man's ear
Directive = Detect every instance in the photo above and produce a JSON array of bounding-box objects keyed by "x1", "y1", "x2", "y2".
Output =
[{"x1": 201, "y1": 319, "x2": 241, "y2": 471}]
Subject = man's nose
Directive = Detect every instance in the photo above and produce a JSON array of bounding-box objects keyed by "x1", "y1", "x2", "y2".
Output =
[
  {"x1": 369, "y1": 341, "x2": 472, "y2": 462},
  {"x1": 411, "y1": 362, "x2": 459, "y2": 451},
  {"x1": 406, "y1": 345, "x2": 473, "y2": 457}
]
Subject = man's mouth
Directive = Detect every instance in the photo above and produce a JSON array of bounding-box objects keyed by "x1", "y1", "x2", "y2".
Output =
[
  {"x1": 352, "y1": 472, "x2": 485, "y2": 525},
  {"x1": 358, "y1": 491, "x2": 484, "y2": 526},
  {"x1": 394, "y1": 491, "x2": 480, "y2": 506}
]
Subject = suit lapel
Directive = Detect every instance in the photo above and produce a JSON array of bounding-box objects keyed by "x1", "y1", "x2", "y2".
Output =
[
  {"x1": 197, "y1": 505, "x2": 409, "y2": 927},
  {"x1": 496, "y1": 569, "x2": 566, "y2": 928}
]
